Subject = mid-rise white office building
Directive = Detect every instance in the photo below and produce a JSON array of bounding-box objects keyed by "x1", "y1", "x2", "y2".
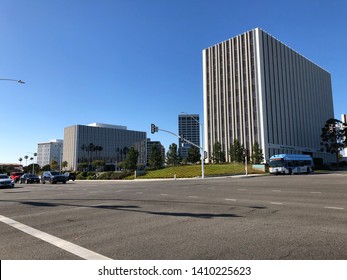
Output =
[
  {"x1": 37, "y1": 139, "x2": 63, "y2": 168},
  {"x1": 203, "y1": 28, "x2": 335, "y2": 163}
]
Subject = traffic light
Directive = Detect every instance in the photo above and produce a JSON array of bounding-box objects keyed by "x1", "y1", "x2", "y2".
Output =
[{"x1": 151, "y1": 124, "x2": 158, "y2": 134}]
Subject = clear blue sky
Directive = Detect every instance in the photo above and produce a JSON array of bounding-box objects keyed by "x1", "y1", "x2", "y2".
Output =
[{"x1": 1, "y1": 0, "x2": 346, "y2": 164}]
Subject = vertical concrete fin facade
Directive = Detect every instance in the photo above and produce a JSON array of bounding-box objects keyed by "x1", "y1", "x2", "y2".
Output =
[
  {"x1": 203, "y1": 28, "x2": 335, "y2": 163},
  {"x1": 203, "y1": 29, "x2": 260, "y2": 162}
]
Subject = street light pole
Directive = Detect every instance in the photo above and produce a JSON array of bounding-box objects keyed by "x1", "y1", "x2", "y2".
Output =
[{"x1": 0, "y1": 78, "x2": 25, "y2": 84}]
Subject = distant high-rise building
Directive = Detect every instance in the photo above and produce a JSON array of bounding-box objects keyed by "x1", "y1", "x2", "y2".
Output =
[
  {"x1": 203, "y1": 28, "x2": 335, "y2": 163},
  {"x1": 63, "y1": 123, "x2": 147, "y2": 171},
  {"x1": 37, "y1": 139, "x2": 63, "y2": 168},
  {"x1": 178, "y1": 114, "x2": 200, "y2": 159}
]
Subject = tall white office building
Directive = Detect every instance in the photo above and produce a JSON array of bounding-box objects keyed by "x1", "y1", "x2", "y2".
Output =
[{"x1": 203, "y1": 28, "x2": 335, "y2": 163}]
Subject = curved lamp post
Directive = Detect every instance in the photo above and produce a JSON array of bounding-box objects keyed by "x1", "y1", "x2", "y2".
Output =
[{"x1": 0, "y1": 78, "x2": 25, "y2": 84}]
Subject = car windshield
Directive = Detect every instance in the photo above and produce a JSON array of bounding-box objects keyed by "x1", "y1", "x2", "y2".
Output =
[
  {"x1": 27, "y1": 174, "x2": 35, "y2": 177},
  {"x1": 0, "y1": 175, "x2": 9, "y2": 179},
  {"x1": 50, "y1": 172, "x2": 60, "y2": 175}
]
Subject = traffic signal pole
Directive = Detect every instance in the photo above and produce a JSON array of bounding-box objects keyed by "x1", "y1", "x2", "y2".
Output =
[{"x1": 151, "y1": 124, "x2": 205, "y2": 179}]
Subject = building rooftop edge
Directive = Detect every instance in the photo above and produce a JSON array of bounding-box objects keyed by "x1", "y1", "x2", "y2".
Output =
[{"x1": 203, "y1": 27, "x2": 330, "y2": 74}]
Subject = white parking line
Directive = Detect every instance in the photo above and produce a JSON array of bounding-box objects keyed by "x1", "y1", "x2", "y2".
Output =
[
  {"x1": 272, "y1": 190, "x2": 282, "y2": 192},
  {"x1": 160, "y1": 193, "x2": 169, "y2": 196},
  {"x1": 270, "y1": 202, "x2": 283, "y2": 205},
  {"x1": 188, "y1": 196, "x2": 198, "y2": 198},
  {"x1": 225, "y1": 198, "x2": 237, "y2": 201},
  {"x1": 0, "y1": 215, "x2": 111, "y2": 260},
  {"x1": 324, "y1": 206, "x2": 344, "y2": 210},
  {"x1": 310, "y1": 192, "x2": 322, "y2": 194}
]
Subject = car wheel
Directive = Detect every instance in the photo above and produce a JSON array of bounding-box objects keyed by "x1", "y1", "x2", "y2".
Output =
[
  {"x1": 26, "y1": 180, "x2": 29, "y2": 184},
  {"x1": 42, "y1": 180, "x2": 45, "y2": 184},
  {"x1": 63, "y1": 181, "x2": 66, "y2": 184}
]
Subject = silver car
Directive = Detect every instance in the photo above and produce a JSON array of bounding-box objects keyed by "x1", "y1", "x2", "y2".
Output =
[{"x1": 0, "y1": 174, "x2": 15, "y2": 188}]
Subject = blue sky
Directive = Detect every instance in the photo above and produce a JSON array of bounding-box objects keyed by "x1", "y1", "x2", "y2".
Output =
[{"x1": 1, "y1": 0, "x2": 346, "y2": 164}]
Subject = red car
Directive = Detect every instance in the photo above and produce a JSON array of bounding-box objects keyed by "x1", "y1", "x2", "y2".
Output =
[{"x1": 10, "y1": 172, "x2": 24, "y2": 183}]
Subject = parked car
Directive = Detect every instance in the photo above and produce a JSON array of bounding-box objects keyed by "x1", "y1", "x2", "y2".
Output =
[
  {"x1": 40, "y1": 171, "x2": 66, "y2": 184},
  {"x1": 0, "y1": 174, "x2": 15, "y2": 188},
  {"x1": 64, "y1": 172, "x2": 76, "y2": 181},
  {"x1": 19, "y1": 173, "x2": 40, "y2": 184},
  {"x1": 10, "y1": 172, "x2": 24, "y2": 183}
]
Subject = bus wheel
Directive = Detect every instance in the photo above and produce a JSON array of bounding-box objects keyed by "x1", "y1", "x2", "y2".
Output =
[
  {"x1": 307, "y1": 168, "x2": 311, "y2": 174},
  {"x1": 288, "y1": 168, "x2": 292, "y2": 175}
]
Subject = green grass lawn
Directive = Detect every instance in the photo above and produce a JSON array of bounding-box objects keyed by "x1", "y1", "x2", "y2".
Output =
[{"x1": 136, "y1": 163, "x2": 264, "y2": 179}]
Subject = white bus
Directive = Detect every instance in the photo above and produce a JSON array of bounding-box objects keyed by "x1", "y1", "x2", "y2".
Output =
[{"x1": 269, "y1": 154, "x2": 314, "y2": 175}]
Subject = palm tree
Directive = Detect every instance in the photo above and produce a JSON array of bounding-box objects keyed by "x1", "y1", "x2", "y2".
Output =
[
  {"x1": 18, "y1": 158, "x2": 23, "y2": 166},
  {"x1": 95, "y1": 145, "x2": 103, "y2": 159},
  {"x1": 24, "y1": 155, "x2": 29, "y2": 166},
  {"x1": 30, "y1": 157, "x2": 34, "y2": 173}
]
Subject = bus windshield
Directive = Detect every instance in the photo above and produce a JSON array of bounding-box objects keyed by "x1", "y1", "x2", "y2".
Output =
[{"x1": 269, "y1": 159, "x2": 286, "y2": 167}]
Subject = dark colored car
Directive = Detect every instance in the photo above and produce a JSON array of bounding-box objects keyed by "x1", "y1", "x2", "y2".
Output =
[
  {"x1": 0, "y1": 174, "x2": 15, "y2": 188},
  {"x1": 19, "y1": 173, "x2": 40, "y2": 184},
  {"x1": 41, "y1": 171, "x2": 66, "y2": 184},
  {"x1": 64, "y1": 172, "x2": 76, "y2": 181}
]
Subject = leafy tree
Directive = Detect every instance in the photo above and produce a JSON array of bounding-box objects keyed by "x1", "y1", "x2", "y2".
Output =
[
  {"x1": 123, "y1": 147, "x2": 139, "y2": 171},
  {"x1": 41, "y1": 164, "x2": 51, "y2": 171},
  {"x1": 149, "y1": 144, "x2": 163, "y2": 169},
  {"x1": 62, "y1": 161, "x2": 68, "y2": 170},
  {"x1": 251, "y1": 141, "x2": 264, "y2": 164},
  {"x1": 92, "y1": 160, "x2": 105, "y2": 171},
  {"x1": 26, "y1": 163, "x2": 40, "y2": 174},
  {"x1": 320, "y1": 118, "x2": 347, "y2": 167},
  {"x1": 212, "y1": 141, "x2": 225, "y2": 163},
  {"x1": 187, "y1": 146, "x2": 201, "y2": 163},
  {"x1": 229, "y1": 139, "x2": 245, "y2": 163},
  {"x1": 78, "y1": 162, "x2": 88, "y2": 172},
  {"x1": 50, "y1": 159, "x2": 59, "y2": 171},
  {"x1": 166, "y1": 143, "x2": 180, "y2": 166}
]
